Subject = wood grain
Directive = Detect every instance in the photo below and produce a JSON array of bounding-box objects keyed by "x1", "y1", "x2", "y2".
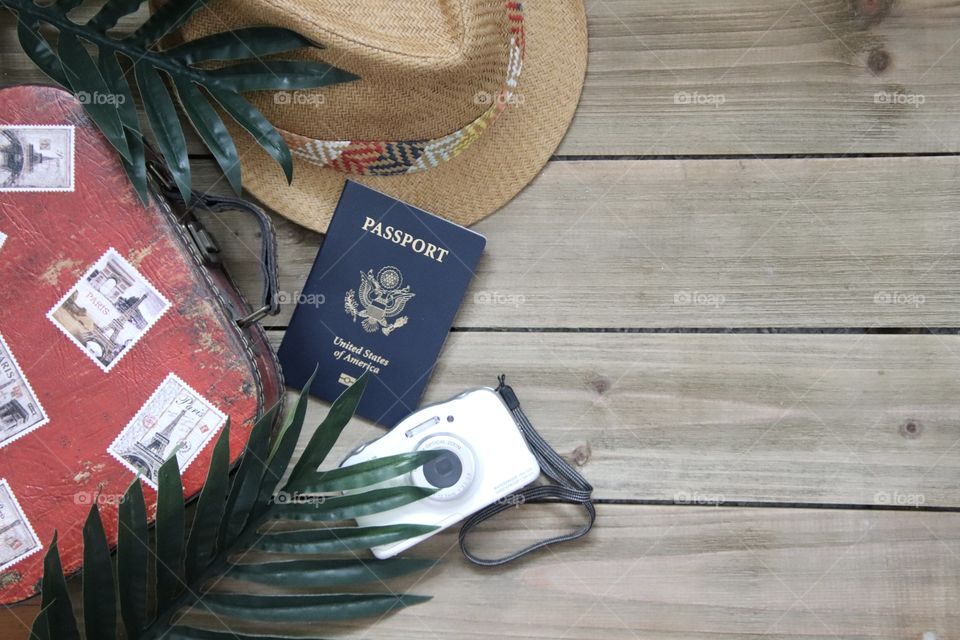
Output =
[
  {"x1": 5, "y1": 1, "x2": 960, "y2": 154},
  {"x1": 5, "y1": 505, "x2": 959, "y2": 639},
  {"x1": 200, "y1": 157, "x2": 960, "y2": 329},
  {"x1": 7, "y1": 506, "x2": 952, "y2": 640},
  {"x1": 0, "y1": 0, "x2": 960, "y2": 156},
  {"x1": 563, "y1": 0, "x2": 960, "y2": 154},
  {"x1": 2, "y1": 2, "x2": 960, "y2": 638},
  {"x1": 267, "y1": 331, "x2": 960, "y2": 507}
]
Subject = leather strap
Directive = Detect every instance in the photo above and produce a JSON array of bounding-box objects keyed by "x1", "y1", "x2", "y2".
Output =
[
  {"x1": 145, "y1": 155, "x2": 281, "y2": 326},
  {"x1": 458, "y1": 376, "x2": 596, "y2": 566}
]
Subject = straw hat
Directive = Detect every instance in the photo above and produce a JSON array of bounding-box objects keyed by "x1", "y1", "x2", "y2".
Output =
[{"x1": 174, "y1": 0, "x2": 588, "y2": 233}]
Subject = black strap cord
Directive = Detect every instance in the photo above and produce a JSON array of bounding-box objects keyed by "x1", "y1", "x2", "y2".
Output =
[{"x1": 458, "y1": 376, "x2": 596, "y2": 566}]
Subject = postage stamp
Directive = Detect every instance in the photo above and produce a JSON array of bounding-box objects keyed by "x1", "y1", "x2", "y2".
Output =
[
  {"x1": 108, "y1": 373, "x2": 227, "y2": 489},
  {"x1": 0, "y1": 125, "x2": 75, "y2": 192},
  {"x1": 0, "y1": 333, "x2": 49, "y2": 451},
  {"x1": 0, "y1": 479, "x2": 42, "y2": 573},
  {"x1": 47, "y1": 248, "x2": 171, "y2": 373}
]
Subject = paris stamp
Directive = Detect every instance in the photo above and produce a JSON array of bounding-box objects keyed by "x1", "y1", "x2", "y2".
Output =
[
  {"x1": 107, "y1": 373, "x2": 227, "y2": 489},
  {"x1": 47, "y1": 248, "x2": 171, "y2": 373},
  {"x1": 0, "y1": 125, "x2": 75, "y2": 192},
  {"x1": 0, "y1": 479, "x2": 42, "y2": 573},
  {"x1": 0, "y1": 333, "x2": 49, "y2": 451}
]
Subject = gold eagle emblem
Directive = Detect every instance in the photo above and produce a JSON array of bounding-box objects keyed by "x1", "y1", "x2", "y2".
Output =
[{"x1": 345, "y1": 266, "x2": 415, "y2": 336}]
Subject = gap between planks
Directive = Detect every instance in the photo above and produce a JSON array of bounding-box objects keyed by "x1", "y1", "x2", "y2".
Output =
[
  {"x1": 195, "y1": 156, "x2": 960, "y2": 329},
  {"x1": 267, "y1": 331, "x2": 960, "y2": 509}
]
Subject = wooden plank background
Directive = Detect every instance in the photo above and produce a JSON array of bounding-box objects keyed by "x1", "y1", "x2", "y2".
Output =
[
  {"x1": 3, "y1": 1, "x2": 960, "y2": 638},
  {"x1": 206, "y1": 158, "x2": 960, "y2": 329}
]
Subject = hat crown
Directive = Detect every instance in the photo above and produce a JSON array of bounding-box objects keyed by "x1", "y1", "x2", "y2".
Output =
[
  {"x1": 180, "y1": 0, "x2": 515, "y2": 141},
  {"x1": 294, "y1": 0, "x2": 465, "y2": 59}
]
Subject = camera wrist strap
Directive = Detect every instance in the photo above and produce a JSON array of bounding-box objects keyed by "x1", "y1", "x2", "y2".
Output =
[{"x1": 458, "y1": 375, "x2": 597, "y2": 566}]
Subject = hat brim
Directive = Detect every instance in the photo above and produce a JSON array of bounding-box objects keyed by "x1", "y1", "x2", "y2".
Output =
[{"x1": 229, "y1": 1, "x2": 588, "y2": 233}]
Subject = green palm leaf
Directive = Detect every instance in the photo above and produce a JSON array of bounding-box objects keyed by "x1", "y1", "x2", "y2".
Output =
[
  {"x1": 167, "y1": 628, "x2": 328, "y2": 640},
  {"x1": 16, "y1": 17, "x2": 66, "y2": 87},
  {"x1": 40, "y1": 533, "x2": 80, "y2": 640},
  {"x1": 87, "y1": 0, "x2": 143, "y2": 33},
  {"x1": 57, "y1": 30, "x2": 132, "y2": 162},
  {"x1": 289, "y1": 450, "x2": 444, "y2": 493},
  {"x1": 269, "y1": 486, "x2": 437, "y2": 522},
  {"x1": 207, "y1": 60, "x2": 358, "y2": 92},
  {"x1": 166, "y1": 27, "x2": 315, "y2": 64},
  {"x1": 117, "y1": 478, "x2": 148, "y2": 638},
  {"x1": 206, "y1": 87, "x2": 295, "y2": 183},
  {"x1": 219, "y1": 404, "x2": 277, "y2": 549},
  {"x1": 82, "y1": 504, "x2": 116, "y2": 640},
  {"x1": 252, "y1": 524, "x2": 438, "y2": 554},
  {"x1": 167, "y1": 627, "x2": 327, "y2": 640},
  {"x1": 173, "y1": 77, "x2": 242, "y2": 194},
  {"x1": 136, "y1": 60, "x2": 192, "y2": 201},
  {"x1": 156, "y1": 454, "x2": 187, "y2": 609},
  {"x1": 225, "y1": 558, "x2": 435, "y2": 587},
  {"x1": 199, "y1": 592, "x2": 432, "y2": 623},
  {"x1": 28, "y1": 375, "x2": 436, "y2": 639},
  {"x1": 185, "y1": 422, "x2": 231, "y2": 583},
  {"x1": 2, "y1": 0, "x2": 358, "y2": 203},
  {"x1": 28, "y1": 614, "x2": 50, "y2": 640},
  {"x1": 287, "y1": 373, "x2": 369, "y2": 486}
]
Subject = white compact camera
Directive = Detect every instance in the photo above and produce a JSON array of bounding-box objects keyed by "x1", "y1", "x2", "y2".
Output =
[{"x1": 341, "y1": 387, "x2": 541, "y2": 559}]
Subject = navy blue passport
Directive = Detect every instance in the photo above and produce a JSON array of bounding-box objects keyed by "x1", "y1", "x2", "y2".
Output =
[{"x1": 278, "y1": 181, "x2": 486, "y2": 427}]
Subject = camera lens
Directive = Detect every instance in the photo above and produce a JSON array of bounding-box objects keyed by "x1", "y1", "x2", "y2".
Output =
[
  {"x1": 422, "y1": 450, "x2": 462, "y2": 489},
  {"x1": 412, "y1": 434, "x2": 476, "y2": 501}
]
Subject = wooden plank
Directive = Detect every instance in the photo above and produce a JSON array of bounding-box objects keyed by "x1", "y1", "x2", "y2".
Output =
[
  {"x1": 5, "y1": 506, "x2": 958, "y2": 639},
  {"x1": 6, "y1": 1, "x2": 960, "y2": 155},
  {"x1": 200, "y1": 157, "x2": 960, "y2": 329},
  {"x1": 130, "y1": 507, "x2": 960, "y2": 638},
  {"x1": 275, "y1": 331, "x2": 960, "y2": 508},
  {"x1": 562, "y1": 0, "x2": 960, "y2": 154}
]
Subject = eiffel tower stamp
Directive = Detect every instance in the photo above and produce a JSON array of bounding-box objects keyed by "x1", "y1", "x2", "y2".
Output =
[
  {"x1": 0, "y1": 332, "x2": 49, "y2": 451},
  {"x1": 107, "y1": 373, "x2": 227, "y2": 488},
  {"x1": 0, "y1": 125, "x2": 74, "y2": 192},
  {"x1": 47, "y1": 247, "x2": 171, "y2": 373},
  {"x1": 0, "y1": 479, "x2": 41, "y2": 573}
]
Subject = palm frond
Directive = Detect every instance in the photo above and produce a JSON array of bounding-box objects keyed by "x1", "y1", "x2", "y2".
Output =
[
  {"x1": 30, "y1": 373, "x2": 437, "y2": 639},
  {"x1": 2, "y1": 0, "x2": 358, "y2": 203}
]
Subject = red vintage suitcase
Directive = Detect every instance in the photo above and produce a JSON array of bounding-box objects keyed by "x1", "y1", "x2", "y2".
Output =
[{"x1": 0, "y1": 85, "x2": 284, "y2": 604}]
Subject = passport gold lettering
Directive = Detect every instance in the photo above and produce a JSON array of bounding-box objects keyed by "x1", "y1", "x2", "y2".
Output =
[
  {"x1": 333, "y1": 335, "x2": 391, "y2": 367},
  {"x1": 362, "y1": 217, "x2": 450, "y2": 264}
]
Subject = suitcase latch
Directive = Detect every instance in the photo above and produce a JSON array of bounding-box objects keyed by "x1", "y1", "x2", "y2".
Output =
[{"x1": 186, "y1": 220, "x2": 222, "y2": 267}]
